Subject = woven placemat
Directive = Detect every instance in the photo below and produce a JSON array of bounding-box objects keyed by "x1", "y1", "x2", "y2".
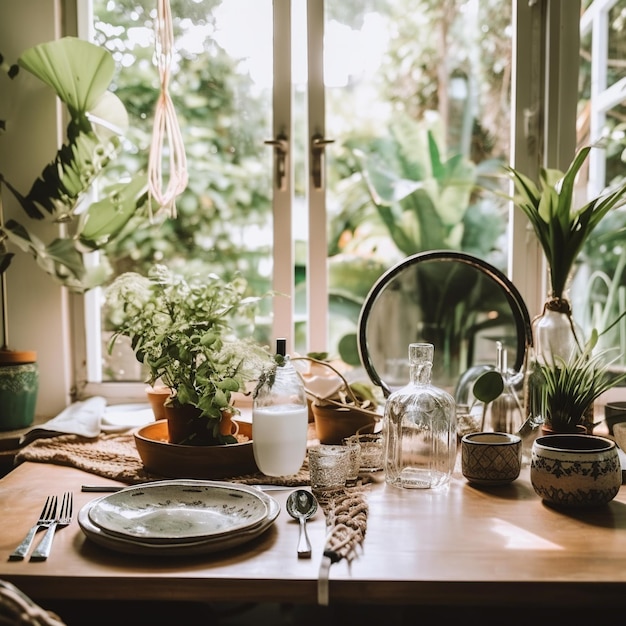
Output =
[{"x1": 13, "y1": 432, "x2": 310, "y2": 486}]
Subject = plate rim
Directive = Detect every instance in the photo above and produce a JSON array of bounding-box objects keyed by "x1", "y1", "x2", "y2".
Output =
[{"x1": 86, "y1": 479, "x2": 271, "y2": 543}]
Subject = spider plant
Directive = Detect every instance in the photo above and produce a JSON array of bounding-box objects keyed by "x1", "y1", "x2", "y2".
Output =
[{"x1": 535, "y1": 325, "x2": 626, "y2": 432}]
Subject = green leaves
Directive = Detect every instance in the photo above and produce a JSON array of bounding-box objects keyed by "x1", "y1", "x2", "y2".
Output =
[
  {"x1": 536, "y1": 324, "x2": 626, "y2": 430},
  {"x1": 18, "y1": 37, "x2": 115, "y2": 117},
  {"x1": 106, "y1": 265, "x2": 273, "y2": 420},
  {"x1": 506, "y1": 145, "x2": 626, "y2": 299},
  {"x1": 472, "y1": 370, "x2": 504, "y2": 404},
  {"x1": 0, "y1": 37, "x2": 140, "y2": 292}
]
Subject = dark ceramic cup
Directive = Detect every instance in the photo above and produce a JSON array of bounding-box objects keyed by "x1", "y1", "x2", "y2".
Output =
[{"x1": 604, "y1": 401, "x2": 626, "y2": 436}]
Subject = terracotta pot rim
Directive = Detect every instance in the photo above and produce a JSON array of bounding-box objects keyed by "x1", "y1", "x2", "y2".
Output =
[{"x1": 0, "y1": 349, "x2": 37, "y2": 364}]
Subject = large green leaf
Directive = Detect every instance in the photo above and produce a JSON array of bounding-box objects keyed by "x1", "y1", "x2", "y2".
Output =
[
  {"x1": 3, "y1": 219, "x2": 85, "y2": 283},
  {"x1": 79, "y1": 173, "x2": 149, "y2": 249},
  {"x1": 18, "y1": 37, "x2": 115, "y2": 116}
]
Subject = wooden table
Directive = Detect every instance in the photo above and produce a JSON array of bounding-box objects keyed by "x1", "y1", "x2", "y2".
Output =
[{"x1": 2, "y1": 459, "x2": 626, "y2": 618}]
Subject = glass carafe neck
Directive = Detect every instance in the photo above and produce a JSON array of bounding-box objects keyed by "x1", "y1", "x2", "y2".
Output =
[{"x1": 408, "y1": 343, "x2": 433, "y2": 385}]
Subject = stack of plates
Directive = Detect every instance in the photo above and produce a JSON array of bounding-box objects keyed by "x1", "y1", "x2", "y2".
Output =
[{"x1": 77, "y1": 479, "x2": 280, "y2": 556}]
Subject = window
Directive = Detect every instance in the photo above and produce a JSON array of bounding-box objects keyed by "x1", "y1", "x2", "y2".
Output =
[
  {"x1": 80, "y1": 0, "x2": 527, "y2": 401},
  {"x1": 0, "y1": 2, "x2": 591, "y2": 415},
  {"x1": 574, "y1": 0, "x2": 626, "y2": 370}
]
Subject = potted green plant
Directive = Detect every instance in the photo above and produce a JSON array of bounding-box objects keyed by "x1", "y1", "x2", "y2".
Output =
[
  {"x1": 533, "y1": 328, "x2": 626, "y2": 434},
  {"x1": 505, "y1": 145, "x2": 626, "y2": 357},
  {"x1": 505, "y1": 145, "x2": 626, "y2": 429},
  {"x1": 0, "y1": 36, "x2": 145, "y2": 428},
  {"x1": 105, "y1": 264, "x2": 273, "y2": 445}
]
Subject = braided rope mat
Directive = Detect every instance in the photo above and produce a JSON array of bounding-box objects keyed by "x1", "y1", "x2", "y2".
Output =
[{"x1": 13, "y1": 433, "x2": 310, "y2": 486}]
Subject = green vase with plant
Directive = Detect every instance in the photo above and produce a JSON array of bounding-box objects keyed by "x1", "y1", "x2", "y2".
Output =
[{"x1": 105, "y1": 264, "x2": 273, "y2": 445}]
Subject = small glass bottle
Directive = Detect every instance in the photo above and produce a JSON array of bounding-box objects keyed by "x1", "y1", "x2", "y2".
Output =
[
  {"x1": 383, "y1": 343, "x2": 456, "y2": 489},
  {"x1": 252, "y1": 338, "x2": 309, "y2": 477},
  {"x1": 489, "y1": 342, "x2": 524, "y2": 434}
]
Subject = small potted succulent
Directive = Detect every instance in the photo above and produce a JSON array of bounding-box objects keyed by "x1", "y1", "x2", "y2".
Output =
[
  {"x1": 105, "y1": 264, "x2": 273, "y2": 445},
  {"x1": 532, "y1": 328, "x2": 626, "y2": 434}
]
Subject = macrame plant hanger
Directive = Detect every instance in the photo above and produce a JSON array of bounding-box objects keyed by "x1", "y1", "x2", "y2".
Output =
[{"x1": 147, "y1": 0, "x2": 188, "y2": 219}]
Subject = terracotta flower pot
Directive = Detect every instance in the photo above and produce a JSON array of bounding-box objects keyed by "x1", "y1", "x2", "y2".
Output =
[
  {"x1": 164, "y1": 404, "x2": 239, "y2": 445},
  {"x1": 312, "y1": 402, "x2": 378, "y2": 444},
  {"x1": 530, "y1": 434, "x2": 621, "y2": 508},
  {"x1": 145, "y1": 385, "x2": 172, "y2": 422}
]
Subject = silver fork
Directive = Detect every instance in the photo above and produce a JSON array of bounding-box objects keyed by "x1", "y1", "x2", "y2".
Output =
[
  {"x1": 30, "y1": 492, "x2": 73, "y2": 562},
  {"x1": 9, "y1": 495, "x2": 58, "y2": 561}
]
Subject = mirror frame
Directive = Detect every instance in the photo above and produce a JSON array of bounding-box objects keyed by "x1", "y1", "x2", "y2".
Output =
[{"x1": 357, "y1": 250, "x2": 533, "y2": 396}]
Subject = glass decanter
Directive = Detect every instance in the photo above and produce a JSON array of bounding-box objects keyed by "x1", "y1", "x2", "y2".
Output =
[{"x1": 383, "y1": 343, "x2": 456, "y2": 489}]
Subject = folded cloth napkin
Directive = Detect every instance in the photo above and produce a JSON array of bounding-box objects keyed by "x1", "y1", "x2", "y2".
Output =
[
  {"x1": 19, "y1": 396, "x2": 107, "y2": 446},
  {"x1": 17, "y1": 397, "x2": 155, "y2": 447}
]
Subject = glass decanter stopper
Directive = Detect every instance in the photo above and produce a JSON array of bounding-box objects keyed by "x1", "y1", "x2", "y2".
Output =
[{"x1": 383, "y1": 343, "x2": 456, "y2": 489}]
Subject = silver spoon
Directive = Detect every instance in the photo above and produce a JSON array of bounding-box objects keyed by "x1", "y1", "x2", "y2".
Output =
[{"x1": 286, "y1": 489, "x2": 318, "y2": 559}]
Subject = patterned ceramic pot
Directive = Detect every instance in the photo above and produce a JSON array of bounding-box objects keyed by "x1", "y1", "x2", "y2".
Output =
[
  {"x1": 461, "y1": 431, "x2": 522, "y2": 485},
  {"x1": 0, "y1": 350, "x2": 38, "y2": 431},
  {"x1": 531, "y1": 434, "x2": 621, "y2": 508}
]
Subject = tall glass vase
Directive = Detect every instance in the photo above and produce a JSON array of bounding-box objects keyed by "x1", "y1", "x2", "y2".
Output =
[{"x1": 526, "y1": 296, "x2": 593, "y2": 433}]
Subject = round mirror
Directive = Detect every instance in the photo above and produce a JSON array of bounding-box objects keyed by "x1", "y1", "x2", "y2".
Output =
[{"x1": 357, "y1": 251, "x2": 532, "y2": 396}]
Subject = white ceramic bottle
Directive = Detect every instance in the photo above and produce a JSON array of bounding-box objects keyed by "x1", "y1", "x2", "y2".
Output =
[{"x1": 252, "y1": 339, "x2": 309, "y2": 476}]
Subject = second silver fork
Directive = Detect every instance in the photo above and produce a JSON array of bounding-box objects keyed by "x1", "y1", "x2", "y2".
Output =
[{"x1": 30, "y1": 492, "x2": 73, "y2": 562}]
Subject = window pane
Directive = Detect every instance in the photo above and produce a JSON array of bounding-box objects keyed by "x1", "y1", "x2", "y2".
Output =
[
  {"x1": 574, "y1": 0, "x2": 626, "y2": 373},
  {"x1": 89, "y1": 0, "x2": 513, "y2": 388},
  {"x1": 321, "y1": 0, "x2": 513, "y2": 373},
  {"x1": 93, "y1": 0, "x2": 275, "y2": 382}
]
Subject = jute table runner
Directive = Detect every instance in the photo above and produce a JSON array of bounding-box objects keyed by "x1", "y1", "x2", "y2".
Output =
[{"x1": 13, "y1": 432, "x2": 310, "y2": 486}]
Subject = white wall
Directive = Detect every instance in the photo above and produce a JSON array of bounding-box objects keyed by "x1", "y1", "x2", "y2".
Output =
[{"x1": 0, "y1": 0, "x2": 76, "y2": 418}]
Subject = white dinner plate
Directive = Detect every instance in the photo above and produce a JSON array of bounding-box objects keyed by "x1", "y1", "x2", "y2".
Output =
[
  {"x1": 86, "y1": 479, "x2": 270, "y2": 543},
  {"x1": 78, "y1": 489, "x2": 280, "y2": 557}
]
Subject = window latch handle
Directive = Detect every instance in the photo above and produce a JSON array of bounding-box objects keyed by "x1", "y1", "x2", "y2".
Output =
[
  {"x1": 264, "y1": 135, "x2": 289, "y2": 191},
  {"x1": 311, "y1": 135, "x2": 334, "y2": 190}
]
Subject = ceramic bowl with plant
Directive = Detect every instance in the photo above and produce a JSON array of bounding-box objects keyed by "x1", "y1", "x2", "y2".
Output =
[{"x1": 105, "y1": 264, "x2": 272, "y2": 445}]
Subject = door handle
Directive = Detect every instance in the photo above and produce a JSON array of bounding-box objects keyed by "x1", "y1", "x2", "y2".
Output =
[
  {"x1": 264, "y1": 135, "x2": 289, "y2": 190},
  {"x1": 311, "y1": 135, "x2": 334, "y2": 190}
]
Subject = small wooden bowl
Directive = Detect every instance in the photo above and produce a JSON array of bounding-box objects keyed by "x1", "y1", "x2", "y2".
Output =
[{"x1": 134, "y1": 419, "x2": 258, "y2": 479}]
